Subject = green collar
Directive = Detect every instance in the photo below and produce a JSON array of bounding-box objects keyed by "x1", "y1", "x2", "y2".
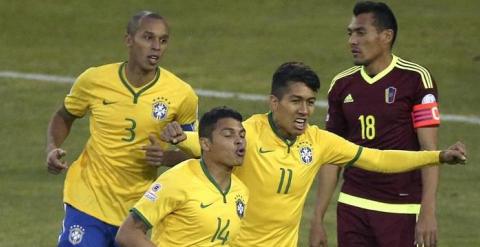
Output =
[
  {"x1": 267, "y1": 112, "x2": 297, "y2": 150},
  {"x1": 118, "y1": 62, "x2": 160, "y2": 104},
  {"x1": 200, "y1": 159, "x2": 230, "y2": 203}
]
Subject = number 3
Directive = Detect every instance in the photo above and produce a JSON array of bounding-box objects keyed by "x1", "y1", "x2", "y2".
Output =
[{"x1": 122, "y1": 118, "x2": 136, "y2": 142}]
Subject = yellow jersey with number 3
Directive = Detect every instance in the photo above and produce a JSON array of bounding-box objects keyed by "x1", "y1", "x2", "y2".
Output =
[
  {"x1": 133, "y1": 159, "x2": 249, "y2": 246},
  {"x1": 63, "y1": 62, "x2": 198, "y2": 226}
]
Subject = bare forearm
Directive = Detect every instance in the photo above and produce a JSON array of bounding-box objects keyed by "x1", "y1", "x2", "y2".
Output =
[
  {"x1": 420, "y1": 166, "x2": 438, "y2": 212},
  {"x1": 418, "y1": 127, "x2": 439, "y2": 212},
  {"x1": 116, "y1": 214, "x2": 155, "y2": 247},
  {"x1": 46, "y1": 107, "x2": 75, "y2": 152},
  {"x1": 312, "y1": 164, "x2": 340, "y2": 223}
]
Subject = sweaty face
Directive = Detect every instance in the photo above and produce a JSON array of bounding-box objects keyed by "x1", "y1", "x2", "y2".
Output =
[
  {"x1": 348, "y1": 13, "x2": 388, "y2": 66},
  {"x1": 206, "y1": 118, "x2": 246, "y2": 168},
  {"x1": 126, "y1": 17, "x2": 169, "y2": 72},
  {"x1": 270, "y1": 82, "x2": 316, "y2": 139}
]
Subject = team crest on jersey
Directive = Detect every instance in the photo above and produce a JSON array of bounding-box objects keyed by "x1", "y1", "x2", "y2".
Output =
[
  {"x1": 235, "y1": 195, "x2": 246, "y2": 218},
  {"x1": 297, "y1": 141, "x2": 313, "y2": 165},
  {"x1": 152, "y1": 97, "x2": 171, "y2": 120},
  {"x1": 144, "y1": 183, "x2": 162, "y2": 202},
  {"x1": 385, "y1": 86, "x2": 397, "y2": 104},
  {"x1": 68, "y1": 225, "x2": 85, "y2": 245}
]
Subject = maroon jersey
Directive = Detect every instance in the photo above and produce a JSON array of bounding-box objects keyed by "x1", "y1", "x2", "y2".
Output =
[{"x1": 326, "y1": 55, "x2": 440, "y2": 203}]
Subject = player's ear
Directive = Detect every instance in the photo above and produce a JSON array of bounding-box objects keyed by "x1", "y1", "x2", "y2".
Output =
[
  {"x1": 125, "y1": 33, "x2": 133, "y2": 47},
  {"x1": 269, "y1": 95, "x2": 279, "y2": 111},
  {"x1": 381, "y1": 29, "x2": 394, "y2": 47},
  {"x1": 200, "y1": 137, "x2": 211, "y2": 152}
]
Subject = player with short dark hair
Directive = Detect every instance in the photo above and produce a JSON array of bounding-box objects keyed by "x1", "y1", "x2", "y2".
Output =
[
  {"x1": 310, "y1": 1, "x2": 444, "y2": 247},
  {"x1": 271, "y1": 61, "x2": 320, "y2": 99},
  {"x1": 46, "y1": 10, "x2": 198, "y2": 246},
  {"x1": 115, "y1": 106, "x2": 248, "y2": 246},
  {"x1": 160, "y1": 62, "x2": 466, "y2": 247}
]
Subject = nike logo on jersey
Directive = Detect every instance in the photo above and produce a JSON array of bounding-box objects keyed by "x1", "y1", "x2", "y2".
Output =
[
  {"x1": 343, "y1": 94, "x2": 354, "y2": 103},
  {"x1": 259, "y1": 147, "x2": 274, "y2": 154},
  {"x1": 200, "y1": 202, "x2": 214, "y2": 208},
  {"x1": 102, "y1": 99, "x2": 116, "y2": 105}
]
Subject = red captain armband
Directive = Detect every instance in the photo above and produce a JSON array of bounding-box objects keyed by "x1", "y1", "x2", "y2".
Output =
[{"x1": 411, "y1": 102, "x2": 440, "y2": 128}]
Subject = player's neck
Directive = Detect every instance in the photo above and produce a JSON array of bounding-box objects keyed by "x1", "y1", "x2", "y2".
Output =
[
  {"x1": 124, "y1": 63, "x2": 157, "y2": 87},
  {"x1": 364, "y1": 53, "x2": 393, "y2": 76},
  {"x1": 202, "y1": 157, "x2": 232, "y2": 192}
]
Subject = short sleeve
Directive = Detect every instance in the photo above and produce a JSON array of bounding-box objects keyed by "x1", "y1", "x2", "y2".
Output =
[
  {"x1": 412, "y1": 69, "x2": 441, "y2": 127},
  {"x1": 132, "y1": 175, "x2": 186, "y2": 228},
  {"x1": 64, "y1": 69, "x2": 93, "y2": 117},
  {"x1": 176, "y1": 87, "x2": 198, "y2": 129}
]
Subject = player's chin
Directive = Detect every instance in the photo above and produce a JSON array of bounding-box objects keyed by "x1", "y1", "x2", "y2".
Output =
[
  {"x1": 292, "y1": 126, "x2": 307, "y2": 136},
  {"x1": 143, "y1": 61, "x2": 159, "y2": 70},
  {"x1": 232, "y1": 154, "x2": 245, "y2": 166}
]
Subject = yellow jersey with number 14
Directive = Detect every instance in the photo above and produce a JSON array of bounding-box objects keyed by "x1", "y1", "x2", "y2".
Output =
[
  {"x1": 63, "y1": 62, "x2": 198, "y2": 226},
  {"x1": 133, "y1": 159, "x2": 249, "y2": 246}
]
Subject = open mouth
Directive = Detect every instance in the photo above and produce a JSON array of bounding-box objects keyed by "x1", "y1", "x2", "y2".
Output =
[
  {"x1": 236, "y1": 148, "x2": 245, "y2": 157},
  {"x1": 294, "y1": 118, "x2": 306, "y2": 130},
  {"x1": 147, "y1": 55, "x2": 159, "y2": 64}
]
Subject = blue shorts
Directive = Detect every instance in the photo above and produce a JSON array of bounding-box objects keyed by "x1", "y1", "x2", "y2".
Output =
[{"x1": 58, "y1": 204, "x2": 119, "y2": 247}]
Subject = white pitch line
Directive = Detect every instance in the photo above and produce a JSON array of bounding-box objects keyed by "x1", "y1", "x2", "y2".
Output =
[{"x1": 0, "y1": 70, "x2": 478, "y2": 125}]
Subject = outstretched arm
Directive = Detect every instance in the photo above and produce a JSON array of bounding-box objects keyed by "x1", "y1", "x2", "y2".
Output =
[
  {"x1": 46, "y1": 106, "x2": 77, "y2": 174},
  {"x1": 351, "y1": 142, "x2": 466, "y2": 173}
]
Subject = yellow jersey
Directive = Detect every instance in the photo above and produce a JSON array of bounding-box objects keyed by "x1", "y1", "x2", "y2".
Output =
[
  {"x1": 63, "y1": 62, "x2": 198, "y2": 226},
  {"x1": 177, "y1": 113, "x2": 440, "y2": 246},
  {"x1": 133, "y1": 159, "x2": 249, "y2": 246}
]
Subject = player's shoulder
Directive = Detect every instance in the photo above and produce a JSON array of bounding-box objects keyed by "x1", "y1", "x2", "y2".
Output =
[
  {"x1": 159, "y1": 67, "x2": 196, "y2": 94},
  {"x1": 243, "y1": 113, "x2": 269, "y2": 133},
  {"x1": 328, "y1": 66, "x2": 362, "y2": 93},
  {"x1": 158, "y1": 159, "x2": 198, "y2": 184},
  {"x1": 231, "y1": 174, "x2": 249, "y2": 193},
  {"x1": 75, "y1": 62, "x2": 122, "y2": 85},
  {"x1": 395, "y1": 56, "x2": 431, "y2": 73},
  {"x1": 394, "y1": 56, "x2": 434, "y2": 89},
  {"x1": 243, "y1": 113, "x2": 268, "y2": 126},
  {"x1": 81, "y1": 62, "x2": 121, "y2": 76},
  {"x1": 305, "y1": 124, "x2": 341, "y2": 141}
]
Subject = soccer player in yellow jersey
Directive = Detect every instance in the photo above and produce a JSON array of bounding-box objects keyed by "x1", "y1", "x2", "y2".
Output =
[
  {"x1": 160, "y1": 62, "x2": 467, "y2": 247},
  {"x1": 46, "y1": 11, "x2": 198, "y2": 246},
  {"x1": 115, "y1": 107, "x2": 248, "y2": 247}
]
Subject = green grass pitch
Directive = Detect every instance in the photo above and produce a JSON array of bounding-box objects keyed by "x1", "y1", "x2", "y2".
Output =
[{"x1": 0, "y1": 0, "x2": 479, "y2": 246}]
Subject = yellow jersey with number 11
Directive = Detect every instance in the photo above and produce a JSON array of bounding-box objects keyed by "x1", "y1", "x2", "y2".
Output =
[{"x1": 232, "y1": 113, "x2": 439, "y2": 246}]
